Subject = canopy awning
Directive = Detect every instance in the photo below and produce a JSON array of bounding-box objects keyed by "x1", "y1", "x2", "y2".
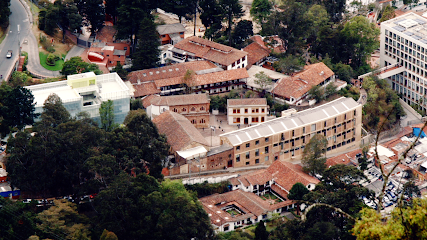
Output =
[{"x1": 177, "y1": 146, "x2": 207, "y2": 160}]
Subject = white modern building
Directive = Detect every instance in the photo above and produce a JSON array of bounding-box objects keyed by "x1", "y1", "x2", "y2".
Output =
[
  {"x1": 26, "y1": 72, "x2": 131, "y2": 124},
  {"x1": 380, "y1": 12, "x2": 427, "y2": 112}
]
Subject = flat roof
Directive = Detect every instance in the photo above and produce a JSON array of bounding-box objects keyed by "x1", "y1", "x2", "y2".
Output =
[
  {"x1": 221, "y1": 97, "x2": 360, "y2": 146},
  {"x1": 383, "y1": 12, "x2": 427, "y2": 44}
]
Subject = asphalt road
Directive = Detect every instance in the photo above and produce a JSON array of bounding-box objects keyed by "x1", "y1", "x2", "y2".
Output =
[{"x1": 0, "y1": 0, "x2": 27, "y2": 81}]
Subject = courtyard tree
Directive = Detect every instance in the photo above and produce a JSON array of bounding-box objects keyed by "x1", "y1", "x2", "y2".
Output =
[
  {"x1": 301, "y1": 134, "x2": 327, "y2": 176},
  {"x1": 254, "y1": 71, "x2": 273, "y2": 92},
  {"x1": 99, "y1": 100, "x2": 117, "y2": 132},
  {"x1": 288, "y1": 182, "x2": 310, "y2": 215},
  {"x1": 61, "y1": 57, "x2": 102, "y2": 76}
]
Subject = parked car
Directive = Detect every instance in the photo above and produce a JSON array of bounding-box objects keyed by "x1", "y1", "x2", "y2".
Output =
[{"x1": 6, "y1": 50, "x2": 12, "y2": 58}]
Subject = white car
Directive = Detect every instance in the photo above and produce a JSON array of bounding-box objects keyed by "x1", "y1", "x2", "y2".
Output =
[{"x1": 6, "y1": 50, "x2": 12, "y2": 58}]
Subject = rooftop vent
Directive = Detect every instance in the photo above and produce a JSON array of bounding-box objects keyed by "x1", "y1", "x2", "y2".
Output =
[
  {"x1": 156, "y1": 71, "x2": 160, "y2": 74},
  {"x1": 175, "y1": 68, "x2": 179, "y2": 71},
  {"x1": 149, "y1": 72, "x2": 153, "y2": 75},
  {"x1": 320, "y1": 71, "x2": 324, "y2": 75},
  {"x1": 142, "y1": 73, "x2": 146, "y2": 77},
  {"x1": 169, "y1": 69, "x2": 173, "y2": 72}
]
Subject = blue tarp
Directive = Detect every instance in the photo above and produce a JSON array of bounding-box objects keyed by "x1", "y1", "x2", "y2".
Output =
[{"x1": 413, "y1": 128, "x2": 426, "y2": 138}]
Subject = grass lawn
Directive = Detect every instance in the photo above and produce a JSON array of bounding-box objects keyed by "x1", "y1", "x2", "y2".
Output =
[
  {"x1": 39, "y1": 52, "x2": 64, "y2": 71},
  {"x1": 226, "y1": 209, "x2": 240, "y2": 216}
]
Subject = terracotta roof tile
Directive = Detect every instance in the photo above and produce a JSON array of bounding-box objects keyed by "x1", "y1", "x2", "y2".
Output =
[
  {"x1": 194, "y1": 68, "x2": 249, "y2": 85},
  {"x1": 174, "y1": 36, "x2": 248, "y2": 67},
  {"x1": 149, "y1": 94, "x2": 210, "y2": 106},
  {"x1": 266, "y1": 161, "x2": 319, "y2": 190},
  {"x1": 243, "y1": 42, "x2": 270, "y2": 68},
  {"x1": 227, "y1": 98, "x2": 267, "y2": 106},
  {"x1": 272, "y1": 62, "x2": 334, "y2": 100},
  {"x1": 152, "y1": 111, "x2": 209, "y2": 152},
  {"x1": 128, "y1": 61, "x2": 217, "y2": 84},
  {"x1": 133, "y1": 82, "x2": 161, "y2": 98},
  {"x1": 142, "y1": 95, "x2": 160, "y2": 108}
]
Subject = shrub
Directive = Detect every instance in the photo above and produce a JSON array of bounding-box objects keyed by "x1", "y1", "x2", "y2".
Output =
[{"x1": 46, "y1": 53, "x2": 56, "y2": 66}]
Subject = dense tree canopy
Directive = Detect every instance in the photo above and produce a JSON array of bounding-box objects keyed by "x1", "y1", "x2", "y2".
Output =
[
  {"x1": 61, "y1": 56, "x2": 102, "y2": 76},
  {"x1": 0, "y1": 0, "x2": 11, "y2": 26},
  {"x1": 131, "y1": 18, "x2": 160, "y2": 70},
  {"x1": 250, "y1": 0, "x2": 272, "y2": 24},
  {"x1": 301, "y1": 134, "x2": 327, "y2": 175}
]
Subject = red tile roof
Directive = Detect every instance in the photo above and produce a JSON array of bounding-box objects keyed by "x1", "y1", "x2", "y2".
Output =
[
  {"x1": 142, "y1": 95, "x2": 160, "y2": 108},
  {"x1": 133, "y1": 82, "x2": 161, "y2": 97},
  {"x1": 199, "y1": 190, "x2": 293, "y2": 226},
  {"x1": 228, "y1": 98, "x2": 267, "y2": 107},
  {"x1": 272, "y1": 62, "x2": 334, "y2": 100},
  {"x1": 128, "y1": 61, "x2": 217, "y2": 84},
  {"x1": 243, "y1": 42, "x2": 270, "y2": 68},
  {"x1": 174, "y1": 36, "x2": 248, "y2": 67},
  {"x1": 326, "y1": 149, "x2": 360, "y2": 167},
  {"x1": 266, "y1": 161, "x2": 320, "y2": 190},
  {"x1": 152, "y1": 111, "x2": 209, "y2": 152},
  {"x1": 149, "y1": 94, "x2": 210, "y2": 106},
  {"x1": 194, "y1": 68, "x2": 248, "y2": 85}
]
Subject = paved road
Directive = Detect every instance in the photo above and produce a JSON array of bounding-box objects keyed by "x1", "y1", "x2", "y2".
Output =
[
  {"x1": 64, "y1": 45, "x2": 85, "y2": 61},
  {"x1": 15, "y1": 0, "x2": 60, "y2": 78},
  {"x1": 0, "y1": 0, "x2": 27, "y2": 81}
]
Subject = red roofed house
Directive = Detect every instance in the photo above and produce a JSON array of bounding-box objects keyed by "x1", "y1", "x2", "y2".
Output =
[
  {"x1": 127, "y1": 61, "x2": 249, "y2": 98},
  {"x1": 272, "y1": 62, "x2": 335, "y2": 105},
  {"x1": 201, "y1": 160, "x2": 319, "y2": 232},
  {"x1": 169, "y1": 36, "x2": 248, "y2": 70},
  {"x1": 157, "y1": 23, "x2": 186, "y2": 45},
  {"x1": 242, "y1": 41, "x2": 271, "y2": 69},
  {"x1": 145, "y1": 94, "x2": 210, "y2": 128},
  {"x1": 227, "y1": 98, "x2": 268, "y2": 125}
]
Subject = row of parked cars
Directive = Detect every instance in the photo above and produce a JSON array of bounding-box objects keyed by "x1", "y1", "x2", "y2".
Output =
[{"x1": 22, "y1": 193, "x2": 98, "y2": 207}]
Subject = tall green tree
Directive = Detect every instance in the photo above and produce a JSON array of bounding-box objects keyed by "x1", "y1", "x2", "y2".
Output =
[
  {"x1": 340, "y1": 16, "x2": 380, "y2": 69},
  {"x1": 115, "y1": 0, "x2": 157, "y2": 39},
  {"x1": 0, "y1": 0, "x2": 11, "y2": 26},
  {"x1": 322, "y1": 0, "x2": 346, "y2": 22},
  {"x1": 250, "y1": 0, "x2": 272, "y2": 24},
  {"x1": 276, "y1": 55, "x2": 304, "y2": 75},
  {"x1": 288, "y1": 182, "x2": 310, "y2": 215},
  {"x1": 55, "y1": 0, "x2": 82, "y2": 42},
  {"x1": 199, "y1": 0, "x2": 224, "y2": 40},
  {"x1": 132, "y1": 18, "x2": 160, "y2": 70},
  {"x1": 99, "y1": 100, "x2": 117, "y2": 132},
  {"x1": 75, "y1": 0, "x2": 105, "y2": 33},
  {"x1": 301, "y1": 134, "x2": 327, "y2": 176},
  {"x1": 2, "y1": 86, "x2": 37, "y2": 132},
  {"x1": 38, "y1": 4, "x2": 60, "y2": 36},
  {"x1": 161, "y1": 0, "x2": 196, "y2": 23},
  {"x1": 219, "y1": 0, "x2": 244, "y2": 46},
  {"x1": 112, "y1": 61, "x2": 128, "y2": 80},
  {"x1": 105, "y1": 0, "x2": 120, "y2": 24},
  {"x1": 231, "y1": 20, "x2": 253, "y2": 48},
  {"x1": 254, "y1": 71, "x2": 273, "y2": 91},
  {"x1": 255, "y1": 220, "x2": 268, "y2": 240},
  {"x1": 0, "y1": 197, "x2": 38, "y2": 239}
]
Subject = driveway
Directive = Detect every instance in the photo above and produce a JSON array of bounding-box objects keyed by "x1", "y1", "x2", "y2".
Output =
[{"x1": 64, "y1": 45, "x2": 85, "y2": 61}]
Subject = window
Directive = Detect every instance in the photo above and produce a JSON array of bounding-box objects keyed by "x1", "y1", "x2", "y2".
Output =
[
  {"x1": 246, "y1": 152, "x2": 250, "y2": 159},
  {"x1": 124, "y1": 47, "x2": 127, "y2": 50},
  {"x1": 255, "y1": 149, "x2": 259, "y2": 156},
  {"x1": 311, "y1": 124, "x2": 316, "y2": 132},
  {"x1": 182, "y1": 108, "x2": 187, "y2": 111},
  {"x1": 255, "y1": 159, "x2": 260, "y2": 164},
  {"x1": 236, "y1": 146, "x2": 240, "y2": 151},
  {"x1": 265, "y1": 137, "x2": 269, "y2": 142},
  {"x1": 324, "y1": 121, "x2": 327, "y2": 127},
  {"x1": 191, "y1": 119, "x2": 196, "y2": 124},
  {"x1": 173, "y1": 108, "x2": 177, "y2": 112},
  {"x1": 261, "y1": 108, "x2": 265, "y2": 113},
  {"x1": 281, "y1": 133, "x2": 285, "y2": 141},
  {"x1": 246, "y1": 161, "x2": 250, "y2": 165},
  {"x1": 200, "y1": 119, "x2": 205, "y2": 123},
  {"x1": 245, "y1": 108, "x2": 248, "y2": 113},
  {"x1": 233, "y1": 109, "x2": 237, "y2": 113},
  {"x1": 292, "y1": 130, "x2": 295, "y2": 137},
  {"x1": 191, "y1": 107, "x2": 196, "y2": 111},
  {"x1": 265, "y1": 156, "x2": 269, "y2": 161},
  {"x1": 265, "y1": 146, "x2": 269, "y2": 154},
  {"x1": 246, "y1": 143, "x2": 250, "y2": 148},
  {"x1": 255, "y1": 140, "x2": 259, "y2": 145},
  {"x1": 200, "y1": 106, "x2": 205, "y2": 111},
  {"x1": 303, "y1": 127, "x2": 305, "y2": 134},
  {"x1": 236, "y1": 154, "x2": 240, "y2": 162}
]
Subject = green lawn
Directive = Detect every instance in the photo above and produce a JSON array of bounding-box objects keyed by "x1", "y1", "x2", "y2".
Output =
[
  {"x1": 39, "y1": 52, "x2": 64, "y2": 71},
  {"x1": 0, "y1": 27, "x2": 6, "y2": 45}
]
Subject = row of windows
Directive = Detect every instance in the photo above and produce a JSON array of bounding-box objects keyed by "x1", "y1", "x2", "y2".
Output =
[
  {"x1": 282, "y1": 137, "x2": 356, "y2": 156},
  {"x1": 190, "y1": 119, "x2": 206, "y2": 124},
  {"x1": 385, "y1": 30, "x2": 426, "y2": 53},
  {"x1": 233, "y1": 117, "x2": 266, "y2": 124},
  {"x1": 235, "y1": 146, "x2": 269, "y2": 162},
  {"x1": 173, "y1": 106, "x2": 206, "y2": 112},
  {"x1": 232, "y1": 108, "x2": 266, "y2": 114}
]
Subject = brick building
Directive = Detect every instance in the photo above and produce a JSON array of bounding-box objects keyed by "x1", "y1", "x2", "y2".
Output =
[
  {"x1": 157, "y1": 23, "x2": 186, "y2": 45},
  {"x1": 227, "y1": 98, "x2": 268, "y2": 125},
  {"x1": 145, "y1": 94, "x2": 210, "y2": 128},
  {"x1": 127, "y1": 61, "x2": 249, "y2": 98},
  {"x1": 206, "y1": 144, "x2": 234, "y2": 170},
  {"x1": 220, "y1": 97, "x2": 362, "y2": 167}
]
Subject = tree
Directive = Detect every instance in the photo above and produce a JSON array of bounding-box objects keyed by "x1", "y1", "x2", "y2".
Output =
[
  {"x1": 308, "y1": 85, "x2": 324, "y2": 102},
  {"x1": 75, "y1": 0, "x2": 105, "y2": 33},
  {"x1": 340, "y1": 16, "x2": 380, "y2": 69},
  {"x1": 8, "y1": 71, "x2": 31, "y2": 87},
  {"x1": 219, "y1": 0, "x2": 244, "y2": 46},
  {"x1": 130, "y1": 99, "x2": 143, "y2": 110},
  {"x1": 322, "y1": 0, "x2": 346, "y2": 22},
  {"x1": 161, "y1": 0, "x2": 196, "y2": 23},
  {"x1": 112, "y1": 61, "x2": 128, "y2": 80},
  {"x1": 115, "y1": 0, "x2": 157, "y2": 39},
  {"x1": 199, "y1": 0, "x2": 225, "y2": 40},
  {"x1": 0, "y1": 197, "x2": 38, "y2": 239},
  {"x1": 100, "y1": 229, "x2": 118, "y2": 240},
  {"x1": 288, "y1": 182, "x2": 310, "y2": 215},
  {"x1": 131, "y1": 18, "x2": 160, "y2": 70},
  {"x1": 352, "y1": 198, "x2": 427, "y2": 239},
  {"x1": 232, "y1": 20, "x2": 253, "y2": 48},
  {"x1": 2, "y1": 86, "x2": 38, "y2": 131},
  {"x1": 37, "y1": 199, "x2": 91, "y2": 239},
  {"x1": 38, "y1": 4, "x2": 60, "y2": 35},
  {"x1": 254, "y1": 71, "x2": 273, "y2": 92},
  {"x1": 105, "y1": 0, "x2": 120, "y2": 24},
  {"x1": 301, "y1": 134, "x2": 327, "y2": 175},
  {"x1": 380, "y1": 5, "x2": 395, "y2": 23},
  {"x1": 250, "y1": 0, "x2": 272, "y2": 24},
  {"x1": 305, "y1": 5, "x2": 330, "y2": 50},
  {"x1": 0, "y1": 0, "x2": 11, "y2": 26},
  {"x1": 37, "y1": 93, "x2": 71, "y2": 128},
  {"x1": 324, "y1": 83, "x2": 337, "y2": 98},
  {"x1": 183, "y1": 69, "x2": 196, "y2": 93},
  {"x1": 254, "y1": 220, "x2": 268, "y2": 240},
  {"x1": 56, "y1": 0, "x2": 82, "y2": 42},
  {"x1": 61, "y1": 56, "x2": 102, "y2": 76},
  {"x1": 93, "y1": 174, "x2": 214, "y2": 240},
  {"x1": 99, "y1": 100, "x2": 118, "y2": 132},
  {"x1": 333, "y1": 62, "x2": 354, "y2": 83},
  {"x1": 276, "y1": 55, "x2": 304, "y2": 75}
]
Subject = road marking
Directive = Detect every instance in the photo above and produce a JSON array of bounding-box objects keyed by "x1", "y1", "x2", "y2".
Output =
[{"x1": 23, "y1": 19, "x2": 28, "y2": 22}]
